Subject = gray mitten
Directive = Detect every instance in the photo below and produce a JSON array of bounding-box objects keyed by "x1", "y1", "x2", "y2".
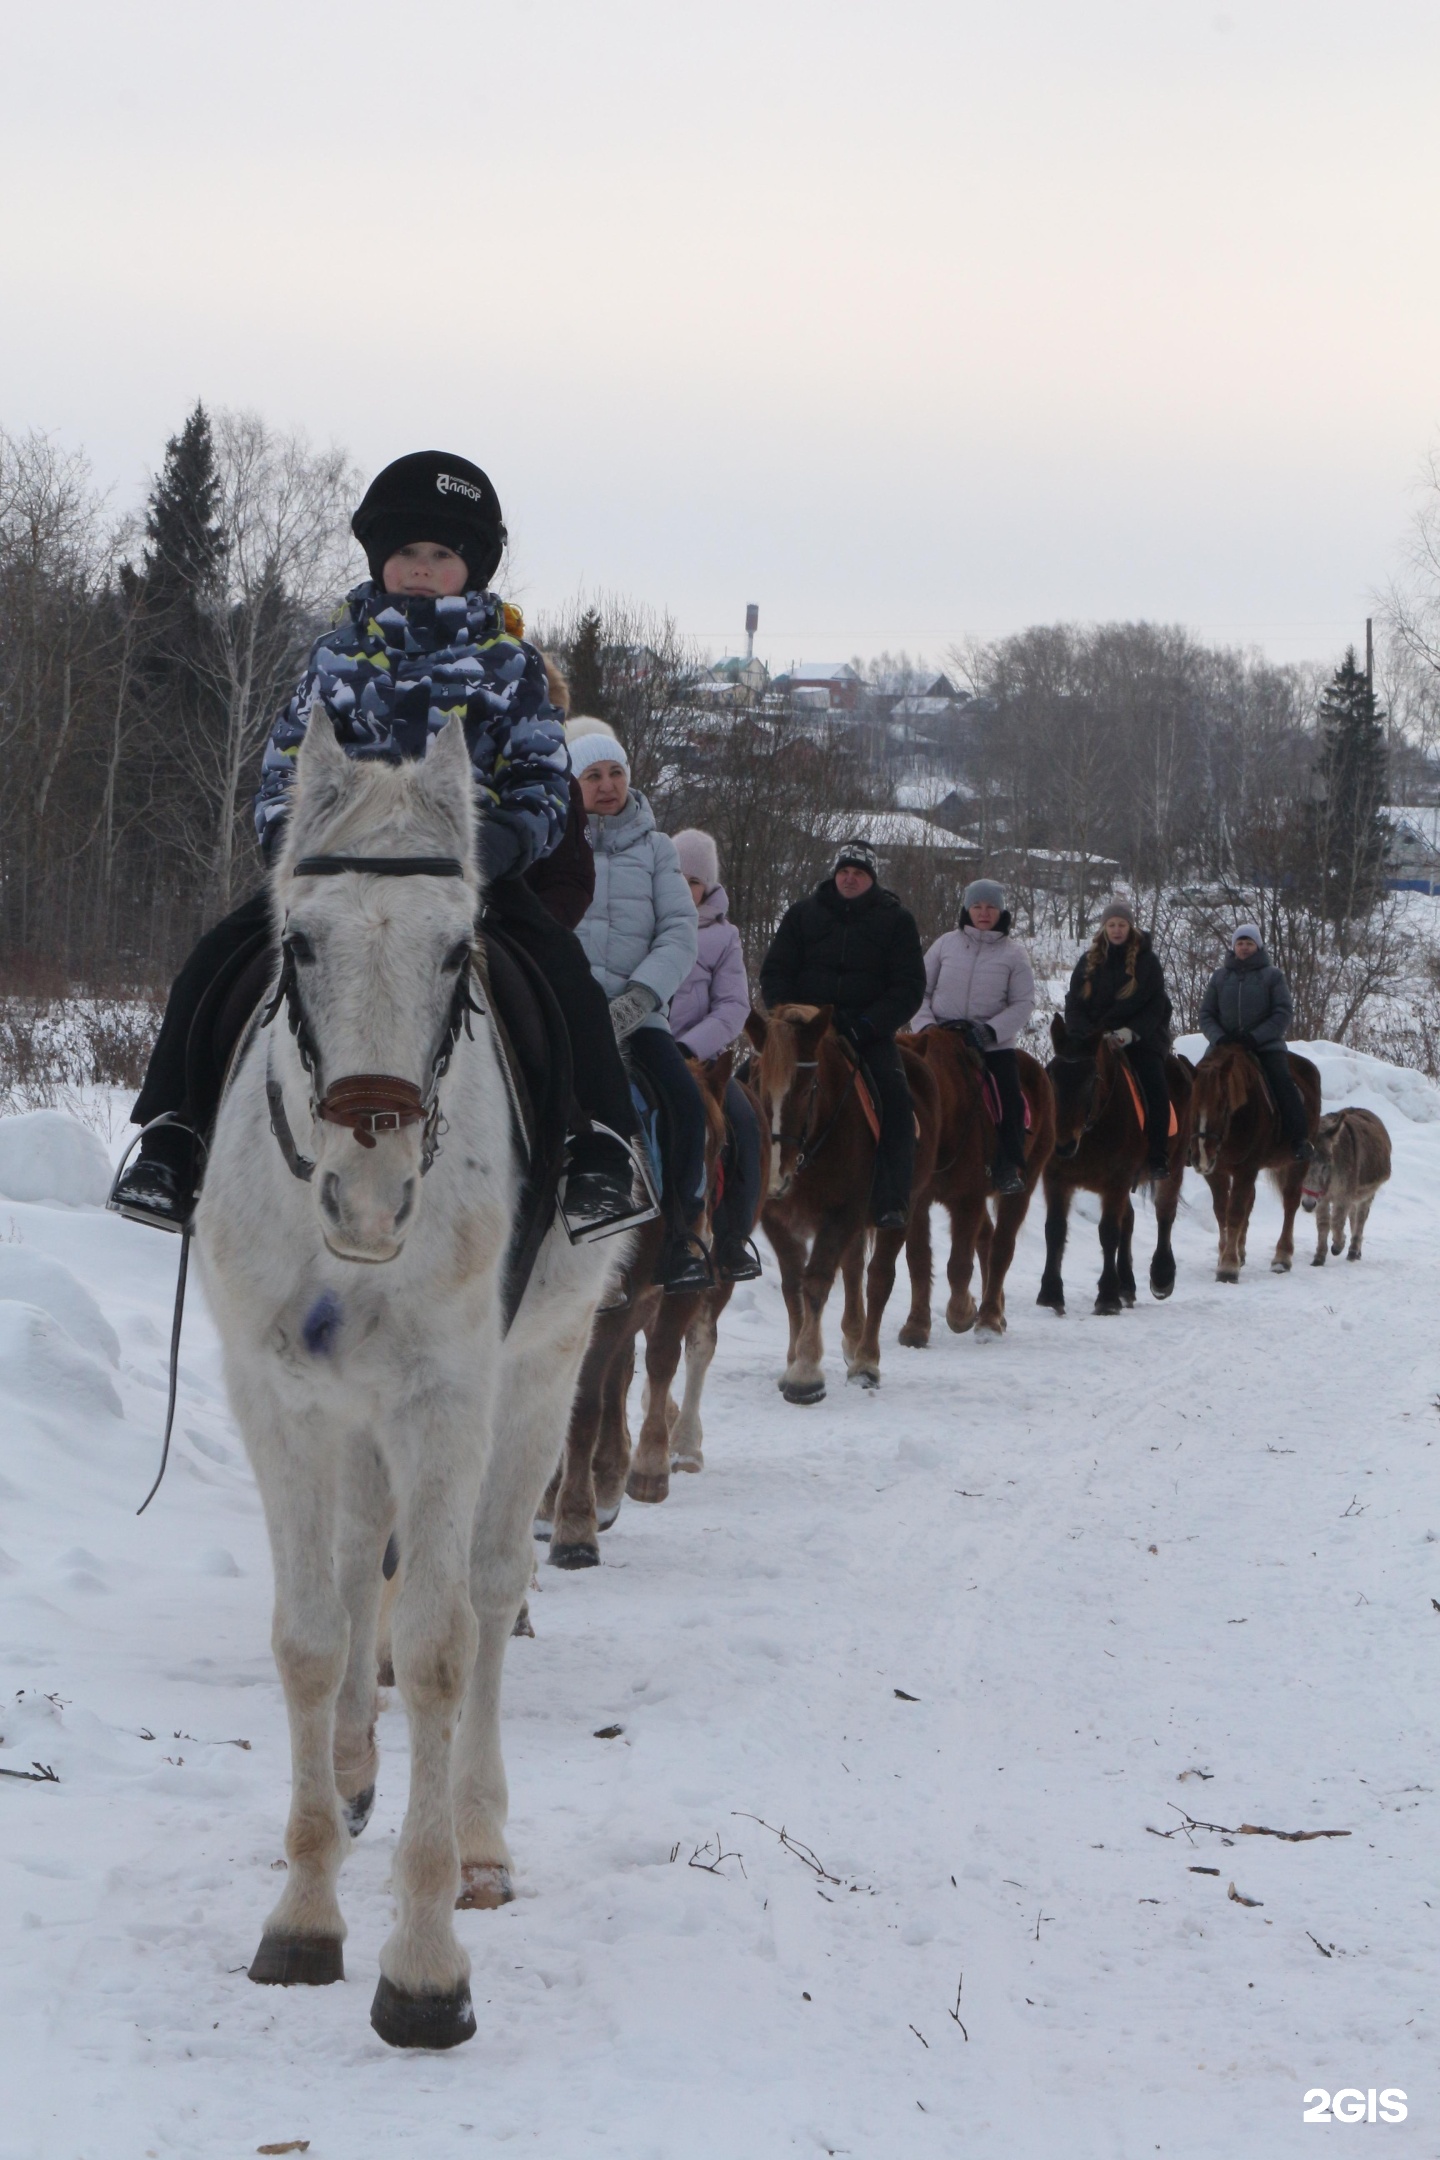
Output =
[{"x1": 609, "y1": 981, "x2": 660, "y2": 1041}]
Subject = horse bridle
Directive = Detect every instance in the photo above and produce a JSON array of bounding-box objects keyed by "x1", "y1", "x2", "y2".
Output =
[
  {"x1": 1050, "y1": 1039, "x2": 1115, "y2": 1143},
  {"x1": 261, "y1": 853, "x2": 482, "y2": 1184},
  {"x1": 769, "y1": 1051, "x2": 860, "y2": 1175}
]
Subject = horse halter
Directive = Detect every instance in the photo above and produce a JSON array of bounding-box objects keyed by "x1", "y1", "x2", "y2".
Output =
[
  {"x1": 769, "y1": 1048, "x2": 861, "y2": 1175},
  {"x1": 261, "y1": 853, "x2": 482, "y2": 1184}
]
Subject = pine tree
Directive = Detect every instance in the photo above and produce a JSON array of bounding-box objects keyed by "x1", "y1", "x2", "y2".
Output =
[
  {"x1": 1313, "y1": 647, "x2": 1389, "y2": 925},
  {"x1": 144, "y1": 402, "x2": 224, "y2": 602},
  {"x1": 566, "y1": 606, "x2": 612, "y2": 721}
]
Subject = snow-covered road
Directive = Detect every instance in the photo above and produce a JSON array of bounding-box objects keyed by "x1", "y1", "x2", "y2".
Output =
[{"x1": 1, "y1": 1042, "x2": 1437, "y2": 2157}]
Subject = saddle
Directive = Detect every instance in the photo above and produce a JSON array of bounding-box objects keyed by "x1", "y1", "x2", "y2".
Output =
[
  {"x1": 1116, "y1": 1050, "x2": 1178, "y2": 1139},
  {"x1": 191, "y1": 920, "x2": 570, "y2": 1333}
]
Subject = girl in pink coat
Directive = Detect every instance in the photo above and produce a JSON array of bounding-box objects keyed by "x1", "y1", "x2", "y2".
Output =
[
  {"x1": 913, "y1": 877, "x2": 1036, "y2": 1193},
  {"x1": 669, "y1": 829, "x2": 764, "y2": 1281}
]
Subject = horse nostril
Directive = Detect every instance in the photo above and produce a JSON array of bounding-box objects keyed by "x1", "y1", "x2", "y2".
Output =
[
  {"x1": 394, "y1": 1179, "x2": 416, "y2": 1229},
  {"x1": 320, "y1": 1171, "x2": 342, "y2": 1224}
]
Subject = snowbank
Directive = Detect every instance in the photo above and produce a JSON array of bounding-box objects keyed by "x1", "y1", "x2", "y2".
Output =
[
  {"x1": 0, "y1": 1301, "x2": 122, "y2": 1421},
  {"x1": 0, "y1": 1250, "x2": 120, "y2": 1366},
  {"x1": 0, "y1": 1108, "x2": 113, "y2": 1205},
  {"x1": 1174, "y1": 1032, "x2": 1440, "y2": 1125}
]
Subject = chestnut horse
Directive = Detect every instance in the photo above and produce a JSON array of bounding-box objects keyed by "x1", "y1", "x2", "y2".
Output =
[
  {"x1": 1189, "y1": 1041, "x2": 1321, "y2": 1281},
  {"x1": 538, "y1": 1051, "x2": 732, "y2": 1567},
  {"x1": 897, "y1": 1028, "x2": 1055, "y2": 1342},
  {"x1": 746, "y1": 1003, "x2": 941, "y2": 1402},
  {"x1": 1039, "y1": 1018, "x2": 1193, "y2": 1315}
]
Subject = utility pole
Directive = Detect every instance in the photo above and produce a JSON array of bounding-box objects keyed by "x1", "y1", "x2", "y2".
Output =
[{"x1": 1365, "y1": 616, "x2": 1373, "y2": 700}]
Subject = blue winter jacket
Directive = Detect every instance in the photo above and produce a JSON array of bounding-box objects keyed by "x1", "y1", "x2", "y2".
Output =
[
  {"x1": 1199, "y1": 944, "x2": 1294, "y2": 1049},
  {"x1": 253, "y1": 583, "x2": 569, "y2": 879},
  {"x1": 577, "y1": 791, "x2": 698, "y2": 1030}
]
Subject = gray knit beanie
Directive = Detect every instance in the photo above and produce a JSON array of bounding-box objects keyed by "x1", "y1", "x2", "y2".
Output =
[
  {"x1": 1097, "y1": 895, "x2": 1135, "y2": 929},
  {"x1": 963, "y1": 878, "x2": 1005, "y2": 912}
]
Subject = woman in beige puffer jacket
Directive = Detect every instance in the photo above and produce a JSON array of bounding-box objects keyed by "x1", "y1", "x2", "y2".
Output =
[{"x1": 911, "y1": 879, "x2": 1036, "y2": 1192}]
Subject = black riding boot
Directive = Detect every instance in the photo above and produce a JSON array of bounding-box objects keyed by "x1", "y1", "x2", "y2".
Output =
[
  {"x1": 1257, "y1": 1047, "x2": 1313, "y2": 1158},
  {"x1": 985, "y1": 1047, "x2": 1027, "y2": 1193},
  {"x1": 861, "y1": 1038, "x2": 915, "y2": 1228},
  {"x1": 1127, "y1": 1041, "x2": 1172, "y2": 1175}
]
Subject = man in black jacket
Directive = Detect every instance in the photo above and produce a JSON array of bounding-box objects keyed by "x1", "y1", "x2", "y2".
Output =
[{"x1": 759, "y1": 840, "x2": 926, "y2": 1226}]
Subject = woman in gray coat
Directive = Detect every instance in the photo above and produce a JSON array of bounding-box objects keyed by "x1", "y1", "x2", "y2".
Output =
[
  {"x1": 1198, "y1": 922, "x2": 1312, "y2": 1159},
  {"x1": 912, "y1": 878, "x2": 1035, "y2": 1193},
  {"x1": 569, "y1": 719, "x2": 709, "y2": 1290}
]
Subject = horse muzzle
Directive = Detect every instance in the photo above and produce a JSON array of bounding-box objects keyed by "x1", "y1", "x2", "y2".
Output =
[{"x1": 314, "y1": 1075, "x2": 426, "y2": 1261}]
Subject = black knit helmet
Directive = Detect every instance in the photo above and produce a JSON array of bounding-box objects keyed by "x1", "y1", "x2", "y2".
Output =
[{"x1": 351, "y1": 451, "x2": 507, "y2": 591}]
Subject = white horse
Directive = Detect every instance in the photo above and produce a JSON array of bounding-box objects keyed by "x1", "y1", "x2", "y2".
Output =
[{"x1": 196, "y1": 713, "x2": 626, "y2": 2049}]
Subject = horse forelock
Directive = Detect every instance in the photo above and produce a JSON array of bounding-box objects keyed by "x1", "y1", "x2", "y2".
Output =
[
  {"x1": 277, "y1": 755, "x2": 478, "y2": 896},
  {"x1": 758, "y1": 1005, "x2": 821, "y2": 1102}
]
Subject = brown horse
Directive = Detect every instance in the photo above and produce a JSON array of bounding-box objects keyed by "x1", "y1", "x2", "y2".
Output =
[
  {"x1": 1189, "y1": 1042, "x2": 1321, "y2": 1281},
  {"x1": 746, "y1": 1003, "x2": 940, "y2": 1402},
  {"x1": 538, "y1": 1052, "x2": 732, "y2": 1568},
  {"x1": 623, "y1": 1064, "x2": 771, "y2": 1500},
  {"x1": 1039, "y1": 1019, "x2": 1193, "y2": 1315},
  {"x1": 897, "y1": 1029, "x2": 1055, "y2": 1342}
]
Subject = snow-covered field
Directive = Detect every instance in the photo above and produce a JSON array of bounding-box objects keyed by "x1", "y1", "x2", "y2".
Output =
[{"x1": 1, "y1": 1044, "x2": 1438, "y2": 2158}]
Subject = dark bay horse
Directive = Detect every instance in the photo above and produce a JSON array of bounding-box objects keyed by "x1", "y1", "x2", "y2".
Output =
[
  {"x1": 747, "y1": 1002, "x2": 941, "y2": 1401},
  {"x1": 1190, "y1": 1041, "x2": 1321, "y2": 1281},
  {"x1": 897, "y1": 1028, "x2": 1055, "y2": 1342},
  {"x1": 538, "y1": 1051, "x2": 732, "y2": 1567},
  {"x1": 1039, "y1": 1018, "x2": 1193, "y2": 1315}
]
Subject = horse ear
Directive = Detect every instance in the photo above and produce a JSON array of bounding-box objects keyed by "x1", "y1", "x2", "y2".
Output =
[
  {"x1": 417, "y1": 714, "x2": 476, "y2": 849},
  {"x1": 1225, "y1": 1056, "x2": 1249, "y2": 1114},
  {"x1": 744, "y1": 1009, "x2": 768, "y2": 1050},
  {"x1": 1050, "y1": 1014, "x2": 1066, "y2": 1052},
  {"x1": 288, "y1": 699, "x2": 353, "y2": 843},
  {"x1": 703, "y1": 1048, "x2": 734, "y2": 1099}
]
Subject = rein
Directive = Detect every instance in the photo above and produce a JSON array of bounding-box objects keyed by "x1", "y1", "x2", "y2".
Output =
[
  {"x1": 771, "y1": 1047, "x2": 861, "y2": 1174},
  {"x1": 262, "y1": 853, "x2": 481, "y2": 1184}
]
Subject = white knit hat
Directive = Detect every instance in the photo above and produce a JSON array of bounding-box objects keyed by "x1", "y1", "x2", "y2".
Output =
[
  {"x1": 564, "y1": 715, "x2": 628, "y2": 778},
  {"x1": 671, "y1": 828, "x2": 719, "y2": 888}
]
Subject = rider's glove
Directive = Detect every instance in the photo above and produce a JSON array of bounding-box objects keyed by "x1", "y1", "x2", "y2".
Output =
[
  {"x1": 1107, "y1": 1026, "x2": 1135, "y2": 1046},
  {"x1": 609, "y1": 982, "x2": 660, "y2": 1041}
]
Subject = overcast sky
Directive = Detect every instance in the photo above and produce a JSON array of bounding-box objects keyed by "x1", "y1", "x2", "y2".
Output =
[{"x1": 3, "y1": 0, "x2": 1437, "y2": 670}]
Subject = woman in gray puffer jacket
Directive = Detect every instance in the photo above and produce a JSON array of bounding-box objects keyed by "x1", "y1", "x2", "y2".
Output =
[
  {"x1": 1199, "y1": 922, "x2": 1311, "y2": 1157},
  {"x1": 912, "y1": 878, "x2": 1036, "y2": 1193},
  {"x1": 669, "y1": 829, "x2": 763, "y2": 1281},
  {"x1": 569, "y1": 720, "x2": 708, "y2": 1290}
]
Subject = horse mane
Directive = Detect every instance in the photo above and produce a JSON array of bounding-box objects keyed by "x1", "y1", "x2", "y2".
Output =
[
  {"x1": 1192, "y1": 1041, "x2": 1252, "y2": 1118},
  {"x1": 1080, "y1": 925, "x2": 1141, "y2": 1003}
]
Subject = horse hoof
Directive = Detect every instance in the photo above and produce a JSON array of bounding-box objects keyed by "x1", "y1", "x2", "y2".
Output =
[
  {"x1": 457, "y1": 1861, "x2": 514, "y2": 1909},
  {"x1": 974, "y1": 1315, "x2": 1005, "y2": 1338},
  {"x1": 1216, "y1": 1269, "x2": 1240, "y2": 1284},
  {"x1": 1150, "y1": 1277, "x2": 1175, "y2": 1301},
  {"x1": 531, "y1": 1516, "x2": 553, "y2": 1543},
  {"x1": 342, "y1": 1784, "x2": 376, "y2": 1838},
  {"x1": 1311, "y1": 1254, "x2": 1326, "y2": 1267},
  {"x1": 781, "y1": 1379, "x2": 826, "y2": 1405},
  {"x1": 1346, "y1": 1249, "x2": 1361, "y2": 1262},
  {"x1": 1035, "y1": 1290, "x2": 1063, "y2": 1315},
  {"x1": 549, "y1": 1540, "x2": 601, "y2": 1570},
  {"x1": 1093, "y1": 1299, "x2": 1123, "y2": 1317},
  {"x1": 1121, "y1": 1292, "x2": 1136, "y2": 1308},
  {"x1": 370, "y1": 1974, "x2": 476, "y2": 2050},
  {"x1": 249, "y1": 1933, "x2": 343, "y2": 1986},
  {"x1": 596, "y1": 1500, "x2": 622, "y2": 1532},
  {"x1": 376, "y1": 1655, "x2": 395, "y2": 1687},
  {"x1": 671, "y1": 1450, "x2": 703, "y2": 1474},
  {"x1": 512, "y1": 1600, "x2": 535, "y2": 1638},
  {"x1": 626, "y1": 1469, "x2": 670, "y2": 1504},
  {"x1": 1270, "y1": 1260, "x2": 1291, "y2": 1274},
  {"x1": 897, "y1": 1322, "x2": 930, "y2": 1348},
  {"x1": 847, "y1": 1367, "x2": 880, "y2": 1390}
]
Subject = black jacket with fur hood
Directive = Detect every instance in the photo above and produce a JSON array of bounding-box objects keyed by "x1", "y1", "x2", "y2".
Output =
[{"x1": 1063, "y1": 928, "x2": 1172, "y2": 1048}]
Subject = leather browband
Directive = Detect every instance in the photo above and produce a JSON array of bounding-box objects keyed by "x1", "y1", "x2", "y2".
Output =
[{"x1": 292, "y1": 856, "x2": 466, "y2": 879}]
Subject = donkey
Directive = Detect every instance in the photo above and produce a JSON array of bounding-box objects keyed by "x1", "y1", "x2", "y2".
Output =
[
  {"x1": 1039, "y1": 1019, "x2": 1193, "y2": 1315},
  {"x1": 536, "y1": 1052, "x2": 732, "y2": 1565},
  {"x1": 897, "y1": 1027, "x2": 1055, "y2": 1342},
  {"x1": 1302, "y1": 1105, "x2": 1391, "y2": 1265},
  {"x1": 196, "y1": 715, "x2": 626, "y2": 2051},
  {"x1": 746, "y1": 1002, "x2": 940, "y2": 1401},
  {"x1": 1189, "y1": 1040, "x2": 1321, "y2": 1280}
]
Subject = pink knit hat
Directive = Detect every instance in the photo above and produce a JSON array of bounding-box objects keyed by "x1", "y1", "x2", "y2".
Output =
[{"x1": 671, "y1": 828, "x2": 720, "y2": 888}]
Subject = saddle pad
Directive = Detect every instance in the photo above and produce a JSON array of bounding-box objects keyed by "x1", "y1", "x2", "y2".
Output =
[
  {"x1": 854, "y1": 1067, "x2": 881, "y2": 1146},
  {"x1": 980, "y1": 1069, "x2": 1033, "y2": 1133},
  {"x1": 1120, "y1": 1060, "x2": 1178, "y2": 1139}
]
